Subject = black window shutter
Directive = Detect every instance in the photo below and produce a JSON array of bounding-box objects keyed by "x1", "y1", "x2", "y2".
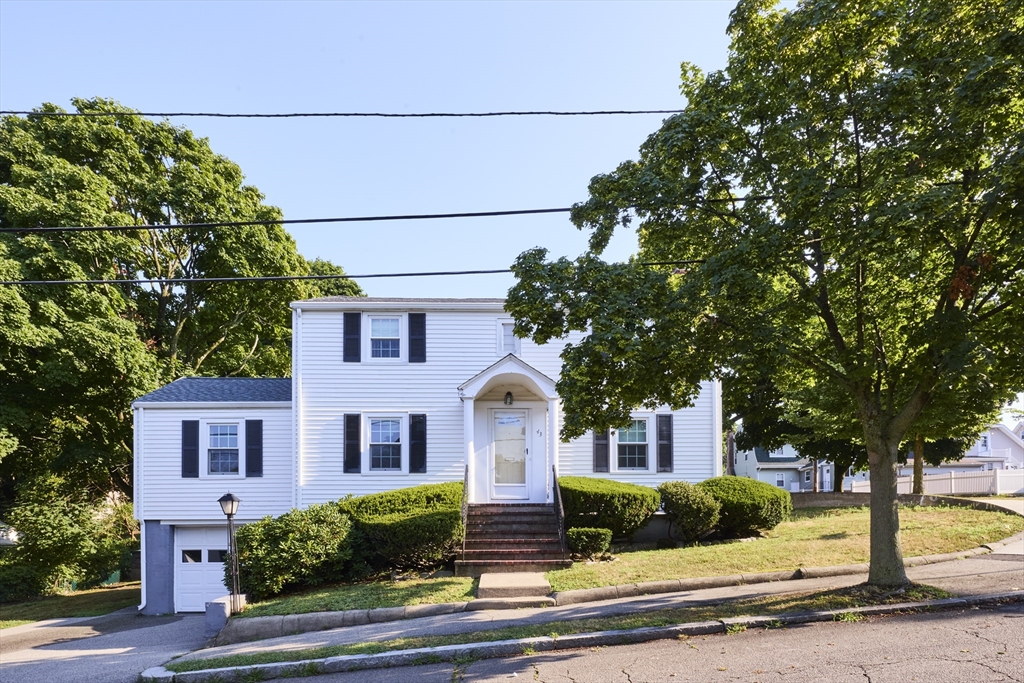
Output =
[
  {"x1": 245, "y1": 420, "x2": 263, "y2": 477},
  {"x1": 409, "y1": 313, "x2": 426, "y2": 363},
  {"x1": 593, "y1": 429, "x2": 610, "y2": 472},
  {"x1": 344, "y1": 413, "x2": 361, "y2": 473},
  {"x1": 657, "y1": 414, "x2": 673, "y2": 473},
  {"x1": 181, "y1": 420, "x2": 199, "y2": 478},
  {"x1": 410, "y1": 414, "x2": 427, "y2": 473},
  {"x1": 343, "y1": 312, "x2": 361, "y2": 362}
]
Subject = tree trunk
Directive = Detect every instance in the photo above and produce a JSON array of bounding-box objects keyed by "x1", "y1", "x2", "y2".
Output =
[
  {"x1": 913, "y1": 434, "x2": 924, "y2": 495},
  {"x1": 812, "y1": 458, "x2": 819, "y2": 492},
  {"x1": 865, "y1": 434, "x2": 909, "y2": 586},
  {"x1": 833, "y1": 465, "x2": 844, "y2": 493}
]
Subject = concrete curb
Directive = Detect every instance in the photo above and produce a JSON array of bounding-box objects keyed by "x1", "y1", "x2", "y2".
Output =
[{"x1": 145, "y1": 590, "x2": 1024, "y2": 682}]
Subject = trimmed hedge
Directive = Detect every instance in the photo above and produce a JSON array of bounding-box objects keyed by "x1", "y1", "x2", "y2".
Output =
[
  {"x1": 697, "y1": 476, "x2": 792, "y2": 537},
  {"x1": 558, "y1": 476, "x2": 660, "y2": 538},
  {"x1": 341, "y1": 482, "x2": 463, "y2": 518},
  {"x1": 343, "y1": 482, "x2": 464, "y2": 573},
  {"x1": 356, "y1": 508, "x2": 463, "y2": 571},
  {"x1": 657, "y1": 481, "x2": 721, "y2": 543},
  {"x1": 567, "y1": 527, "x2": 612, "y2": 559},
  {"x1": 234, "y1": 503, "x2": 352, "y2": 601}
]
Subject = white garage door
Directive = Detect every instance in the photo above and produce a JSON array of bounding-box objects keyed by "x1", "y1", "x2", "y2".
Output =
[{"x1": 174, "y1": 526, "x2": 230, "y2": 612}]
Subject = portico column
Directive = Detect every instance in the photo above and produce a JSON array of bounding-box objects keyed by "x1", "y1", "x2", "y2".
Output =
[
  {"x1": 548, "y1": 397, "x2": 559, "y2": 503},
  {"x1": 463, "y1": 397, "x2": 475, "y2": 504}
]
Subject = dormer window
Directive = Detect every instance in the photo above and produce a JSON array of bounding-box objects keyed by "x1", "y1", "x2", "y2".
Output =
[{"x1": 370, "y1": 317, "x2": 401, "y2": 358}]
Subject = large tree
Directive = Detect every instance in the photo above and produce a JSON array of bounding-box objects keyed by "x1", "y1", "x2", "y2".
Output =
[
  {"x1": 0, "y1": 98, "x2": 361, "y2": 510},
  {"x1": 508, "y1": 0, "x2": 1023, "y2": 586}
]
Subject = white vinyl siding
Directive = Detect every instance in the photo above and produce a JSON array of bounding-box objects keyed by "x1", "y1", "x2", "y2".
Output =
[
  {"x1": 136, "y1": 406, "x2": 293, "y2": 522},
  {"x1": 295, "y1": 305, "x2": 720, "y2": 502}
]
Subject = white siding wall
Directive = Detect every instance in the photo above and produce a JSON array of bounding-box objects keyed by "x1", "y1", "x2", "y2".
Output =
[
  {"x1": 296, "y1": 305, "x2": 721, "y2": 503},
  {"x1": 137, "y1": 406, "x2": 293, "y2": 522}
]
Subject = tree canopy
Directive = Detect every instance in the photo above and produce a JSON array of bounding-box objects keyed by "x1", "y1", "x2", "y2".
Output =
[
  {"x1": 0, "y1": 98, "x2": 361, "y2": 511},
  {"x1": 508, "y1": 0, "x2": 1023, "y2": 586}
]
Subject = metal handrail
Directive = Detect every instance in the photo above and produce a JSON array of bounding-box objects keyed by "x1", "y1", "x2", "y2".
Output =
[
  {"x1": 461, "y1": 464, "x2": 469, "y2": 555},
  {"x1": 552, "y1": 465, "x2": 567, "y2": 560}
]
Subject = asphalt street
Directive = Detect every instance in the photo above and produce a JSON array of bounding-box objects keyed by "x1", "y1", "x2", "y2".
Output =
[{"x1": 282, "y1": 602, "x2": 1024, "y2": 683}]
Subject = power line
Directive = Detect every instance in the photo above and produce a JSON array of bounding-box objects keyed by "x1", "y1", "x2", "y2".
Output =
[
  {"x1": 1, "y1": 109, "x2": 686, "y2": 119},
  {"x1": 0, "y1": 261, "x2": 705, "y2": 287},
  {"x1": 0, "y1": 197, "x2": 774, "y2": 234},
  {"x1": 0, "y1": 208, "x2": 573, "y2": 234}
]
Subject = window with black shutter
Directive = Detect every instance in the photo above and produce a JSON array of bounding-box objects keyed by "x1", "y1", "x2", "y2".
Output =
[
  {"x1": 593, "y1": 429, "x2": 610, "y2": 472},
  {"x1": 344, "y1": 413, "x2": 361, "y2": 473},
  {"x1": 181, "y1": 420, "x2": 199, "y2": 478}
]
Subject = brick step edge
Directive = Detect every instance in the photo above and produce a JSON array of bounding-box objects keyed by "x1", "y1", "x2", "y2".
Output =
[
  {"x1": 143, "y1": 591, "x2": 1024, "y2": 682},
  {"x1": 209, "y1": 543, "x2": 1000, "y2": 647}
]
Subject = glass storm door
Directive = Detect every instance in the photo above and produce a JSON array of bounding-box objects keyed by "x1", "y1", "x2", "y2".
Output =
[{"x1": 492, "y1": 411, "x2": 529, "y2": 499}]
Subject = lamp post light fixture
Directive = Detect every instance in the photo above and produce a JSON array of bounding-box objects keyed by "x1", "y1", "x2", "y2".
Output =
[
  {"x1": 504, "y1": 391, "x2": 514, "y2": 405},
  {"x1": 218, "y1": 492, "x2": 242, "y2": 614}
]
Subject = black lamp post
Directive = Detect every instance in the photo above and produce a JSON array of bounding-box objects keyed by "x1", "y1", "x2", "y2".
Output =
[{"x1": 218, "y1": 492, "x2": 242, "y2": 613}]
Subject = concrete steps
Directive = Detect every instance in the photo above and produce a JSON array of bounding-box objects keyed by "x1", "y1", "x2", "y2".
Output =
[{"x1": 456, "y1": 503, "x2": 571, "y2": 577}]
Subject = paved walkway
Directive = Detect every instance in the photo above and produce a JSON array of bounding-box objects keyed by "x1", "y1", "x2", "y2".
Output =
[{"x1": 173, "y1": 551, "x2": 1024, "y2": 666}]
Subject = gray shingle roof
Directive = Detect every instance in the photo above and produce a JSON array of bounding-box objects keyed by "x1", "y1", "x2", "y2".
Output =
[
  {"x1": 753, "y1": 446, "x2": 802, "y2": 463},
  {"x1": 134, "y1": 377, "x2": 291, "y2": 403}
]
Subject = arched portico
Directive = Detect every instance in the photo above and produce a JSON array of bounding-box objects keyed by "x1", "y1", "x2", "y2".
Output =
[{"x1": 458, "y1": 355, "x2": 560, "y2": 504}]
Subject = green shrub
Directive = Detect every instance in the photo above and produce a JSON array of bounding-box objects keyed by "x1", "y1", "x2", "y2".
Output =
[
  {"x1": 356, "y1": 508, "x2": 463, "y2": 571},
  {"x1": 657, "y1": 481, "x2": 721, "y2": 543},
  {"x1": 343, "y1": 482, "x2": 464, "y2": 574},
  {"x1": 340, "y1": 482, "x2": 462, "y2": 519},
  {"x1": 0, "y1": 560, "x2": 47, "y2": 602},
  {"x1": 558, "y1": 477, "x2": 660, "y2": 538},
  {"x1": 697, "y1": 476, "x2": 792, "y2": 537},
  {"x1": 234, "y1": 503, "x2": 352, "y2": 601},
  {"x1": 567, "y1": 527, "x2": 612, "y2": 559}
]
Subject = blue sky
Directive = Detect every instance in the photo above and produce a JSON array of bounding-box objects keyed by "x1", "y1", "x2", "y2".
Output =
[{"x1": 0, "y1": 0, "x2": 736, "y2": 297}]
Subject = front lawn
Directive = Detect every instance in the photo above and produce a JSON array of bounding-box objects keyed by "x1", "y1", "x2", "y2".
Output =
[
  {"x1": 235, "y1": 505, "x2": 1022, "y2": 618},
  {"x1": 240, "y1": 576, "x2": 477, "y2": 618},
  {"x1": 0, "y1": 582, "x2": 141, "y2": 629},
  {"x1": 546, "y1": 506, "x2": 1024, "y2": 591}
]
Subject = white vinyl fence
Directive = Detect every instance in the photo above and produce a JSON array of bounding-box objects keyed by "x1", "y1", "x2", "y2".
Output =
[{"x1": 851, "y1": 469, "x2": 1024, "y2": 495}]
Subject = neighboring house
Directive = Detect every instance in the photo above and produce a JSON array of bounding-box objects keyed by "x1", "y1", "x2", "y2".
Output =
[
  {"x1": 133, "y1": 297, "x2": 723, "y2": 613},
  {"x1": 898, "y1": 423, "x2": 1024, "y2": 477},
  {"x1": 733, "y1": 444, "x2": 833, "y2": 492}
]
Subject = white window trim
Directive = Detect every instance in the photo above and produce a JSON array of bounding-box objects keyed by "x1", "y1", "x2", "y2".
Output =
[
  {"x1": 496, "y1": 318, "x2": 521, "y2": 356},
  {"x1": 776, "y1": 473, "x2": 786, "y2": 487},
  {"x1": 610, "y1": 413, "x2": 654, "y2": 472},
  {"x1": 199, "y1": 418, "x2": 246, "y2": 479},
  {"x1": 364, "y1": 313, "x2": 407, "y2": 363},
  {"x1": 362, "y1": 412, "x2": 410, "y2": 475}
]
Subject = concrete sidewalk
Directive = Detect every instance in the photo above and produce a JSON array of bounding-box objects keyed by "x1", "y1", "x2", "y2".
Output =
[{"x1": 171, "y1": 549, "x2": 1024, "y2": 667}]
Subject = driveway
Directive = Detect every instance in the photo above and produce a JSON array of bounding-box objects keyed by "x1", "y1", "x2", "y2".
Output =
[{"x1": 0, "y1": 608, "x2": 208, "y2": 683}]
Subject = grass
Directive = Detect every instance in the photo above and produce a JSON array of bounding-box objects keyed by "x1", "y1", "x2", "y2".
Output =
[
  {"x1": 240, "y1": 576, "x2": 477, "y2": 618},
  {"x1": 235, "y1": 505, "x2": 1022, "y2": 617},
  {"x1": 546, "y1": 505, "x2": 1024, "y2": 591},
  {"x1": 165, "y1": 583, "x2": 950, "y2": 673},
  {"x1": 0, "y1": 582, "x2": 141, "y2": 629}
]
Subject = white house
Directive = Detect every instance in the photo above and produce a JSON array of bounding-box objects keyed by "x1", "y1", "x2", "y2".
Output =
[
  {"x1": 734, "y1": 444, "x2": 833, "y2": 492},
  {"x1": 133, "y1": 297, "x2": 723, "y2": 613}
]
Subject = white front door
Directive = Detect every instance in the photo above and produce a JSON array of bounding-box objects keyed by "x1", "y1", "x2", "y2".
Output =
[
  {"x1": 491, "y1": 410, "x2": 529, "y2": 500},
  {"x1": 174, "y1": 526, "x2": 230, "y2": 612}
]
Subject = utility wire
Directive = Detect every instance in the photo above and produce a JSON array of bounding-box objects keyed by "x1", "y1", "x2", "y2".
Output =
[
  {"x1": 0, "y1": 208, "x2": 572, "y2": 234},
  {"x1": 1, "y1": 109, "x2": 686, "y2": 119},
  {"x1": 0, "y1": 197, "x2": 773, "y2": 234},
  {"x1": 0, "y1": 261, "x2": 705, "y2": 287}
]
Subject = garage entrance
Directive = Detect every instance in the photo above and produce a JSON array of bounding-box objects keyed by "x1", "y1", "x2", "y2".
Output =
[{"x1": 173, "y1": 526, "x2": 229, "y2": 612}]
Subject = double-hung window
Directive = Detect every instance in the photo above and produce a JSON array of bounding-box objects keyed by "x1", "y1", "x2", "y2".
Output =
[
  {"x1": 369, "y1": 418, "x2": 402, "y2": 471},
  {"x1": 497, "y1": 320, "x2": 521, "y2": 356},
  {"x1": 370, "y1": 318, "x2": 401, "y2": 358},
  {"x1": 208, "y1": 424, "x2": 239, "y2": 474},
  {"x1": 617, "y1": 419, "x2": 648, "y2": 470}
]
